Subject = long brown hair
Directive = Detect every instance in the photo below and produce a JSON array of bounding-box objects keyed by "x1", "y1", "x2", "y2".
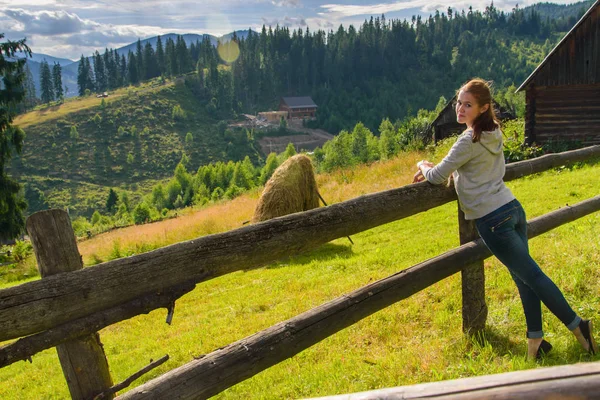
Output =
[{"x1": 457, "y1": 78, "x2": 500, "y2": 143}]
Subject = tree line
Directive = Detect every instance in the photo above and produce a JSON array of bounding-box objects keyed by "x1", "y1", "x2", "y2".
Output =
[{"x1": 75, "y1": 3, "x2": 589, "y2": 132}]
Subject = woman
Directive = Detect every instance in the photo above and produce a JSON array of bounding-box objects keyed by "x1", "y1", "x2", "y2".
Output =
[{"x1": 413, "y1": 78, "x2": 598, "y2": 359}]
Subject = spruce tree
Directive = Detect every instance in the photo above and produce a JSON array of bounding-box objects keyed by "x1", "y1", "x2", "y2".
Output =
[
  {"x1": 106, "y1": 188, "x2": 118, "y2": 213},
  {"x1": 165, "y1": 37, "x2": 177, "y2": 76},
  {"x1": 77, "y1": 55, "x2": 94, "y2": 96},
  {"x1": 136, "y1": 38, "x2": 145, "y2": 81},
  {"x1": 40, "y1": 60, "x2": 54, "y2": 103},
  {"x1": 143, "y1": 42, "x2": 159, "y2": 80},
  {"x1": 22, "y1": 63, "x2": 37, "y2": 110},
  {"x1": 0, "y1": 33, "x2": 30, "y2": 240},
  {"x1": 77, "y1": 54, "x2": 88, "y2": 96},
  {"x1": 120, "y1": 53, "x2": 128, "y2": 85},
  {"x1": 93, "y1": 50, "x2": 107, "y2": 92},
  {"x1": 52, "y1": 62, "x2": 63, "y2": 101},
  {"x1": 127, "y1": 51, "x2": 139, "y2": 84},
  {"x1": 156, "y1": 35, "x2": 165, "y2": 75}
]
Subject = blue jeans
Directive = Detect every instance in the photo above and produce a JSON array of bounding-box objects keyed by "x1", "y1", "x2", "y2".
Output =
[{"x1": 475, "y1": 199, "x2": 581, "y2": 338}]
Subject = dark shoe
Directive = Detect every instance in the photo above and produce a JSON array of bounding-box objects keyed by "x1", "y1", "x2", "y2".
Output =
[
  {"x1": 579, "y1": 319, "x2": 598, "y2": 355},
  {"x1": 536, "y1": 339, "x2": 552, "y2": 359}
]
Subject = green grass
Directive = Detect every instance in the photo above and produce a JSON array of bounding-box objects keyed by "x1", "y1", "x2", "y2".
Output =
[{"x1": 0, "y1": 155, "x2": 599, "y2": 399}]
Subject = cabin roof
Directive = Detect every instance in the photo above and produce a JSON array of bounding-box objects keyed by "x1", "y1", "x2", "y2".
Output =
[
  {"x1": 516, "y1": 0, "x2": 599, "y2": 92},
  {"x1": 281, "y1": 96, "x2": 318, "y2": 109}
]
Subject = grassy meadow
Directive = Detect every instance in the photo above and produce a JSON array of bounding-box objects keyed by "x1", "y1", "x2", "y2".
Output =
[{"x1": 1, "y1": 149, "x2": 599, "y2": 399}]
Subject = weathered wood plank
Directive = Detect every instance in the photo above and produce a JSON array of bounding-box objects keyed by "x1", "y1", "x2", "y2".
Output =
[
  {"x1": 312, "y1": 362, "x2": 600, "y2": 399},
  {"x1": 457, "y1": 206, "x2": 486, "y2": 334},
  {"x1": 27, "y1": 210, "x2": 114, "y2": 400},
  {"x1": 116, "y1": 195, "x2": 600, "y2": 400},
  {"x1": 0, "y1": 281, "x2": 195, "y2": 368},
  {"x1": 0, "y1": 146, "x2": 599, "y2": 343}
]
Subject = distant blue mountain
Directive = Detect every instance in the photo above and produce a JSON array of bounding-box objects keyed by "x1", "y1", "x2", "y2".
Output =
[
  {"x1": 29, "y1": 53, "x2": 76, "y2": 66},
  {"x1": 25, "y1": 29, "x2": 253, "y2": 98}
]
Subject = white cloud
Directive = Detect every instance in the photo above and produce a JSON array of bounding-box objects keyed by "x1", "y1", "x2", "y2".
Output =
[
  {"x1": 271, "y1": 0, "x2": 301, "y2": 6},
  {"x1": 317, "y1": 0, "x2": 547, "y2": 19},
  {"x1": 3, "y1": 8, "x2": 100, "y2": 35},
  {"x1": 262, "y1": 15, "x2": 307, "y2": 28}
]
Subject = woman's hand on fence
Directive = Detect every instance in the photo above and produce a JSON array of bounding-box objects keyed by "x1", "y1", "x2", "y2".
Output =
[
  {"x1": 413, "y1": 169, "x2": 425, "y2": 183},
  {"x1": 413, "y1": 160, "x2": 434, "y2": 183}
]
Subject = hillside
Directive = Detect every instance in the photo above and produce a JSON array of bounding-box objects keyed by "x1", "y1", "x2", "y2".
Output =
[{"x1": 10, "y1": 79, "x2": 262, "y2": 217}]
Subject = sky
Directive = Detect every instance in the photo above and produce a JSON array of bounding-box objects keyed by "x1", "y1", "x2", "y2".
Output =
[{"x1": 0, "y1": 0, "x2": 584, "y2": 61}]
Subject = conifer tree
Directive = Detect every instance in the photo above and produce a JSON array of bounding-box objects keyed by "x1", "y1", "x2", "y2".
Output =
[
  {"x1": 0, "y1": 33, "x2": 30, "y2": 240},
  {"x1": 135, "y1": 38, "x2": 145, "y2": 80},
  {"x1": 22, "y1": 63, "x2": 37, "y2": 109},
  {"x1": 176, "y1": 35, "x2": 191, "y2": 74},
  {"x1": 52, "y1": 62, "x2": 63, "y2": 101},
  {"x1": 40, "y1": 60, "x2": 54, "y2": 103},
  {"x1": 106, "y1": 188, "x2": 118, "y2": 213},
  {"x1": 165, "y1": 37, "x2": 177, "y2": 76},
  {"x1": 128, "y1": 51, "x2": 139, "y2": 84},
  {"x1": 120, "y1": 53, "x2": 128, "y2": 86},
  {"x1": 143, "y1": 42, "x2": 159, "y2": 80},
  {"x1": 77, "y1": 55, "x2": 94, "y2": 96},
  {"x1": 93, "y1": 50, "x2": 107, "y2": 92},
  {"x1": 156, "y1": 35, "x2": 165, "y2": 75}
]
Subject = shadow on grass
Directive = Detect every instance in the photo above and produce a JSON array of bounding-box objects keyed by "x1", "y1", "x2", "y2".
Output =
[
  {"x1": 469, "y1": 327, "x2": 522, "y2": 358},
  {"x1": 265, "y1": 242, "x2": 355, "y2": 269}
]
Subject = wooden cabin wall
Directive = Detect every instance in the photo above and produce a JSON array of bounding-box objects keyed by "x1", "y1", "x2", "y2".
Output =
[{"x1": 530, "y1": 84, "x2": 600, "y2": 146}]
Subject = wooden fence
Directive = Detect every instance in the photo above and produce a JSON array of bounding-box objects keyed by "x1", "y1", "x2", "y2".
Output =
[
  {"x1": 312, "y1": 362, "x2": 600, "y2": 399},
  {"x1": 0, "y1": 145, "x2": 599, "y2": 399}
]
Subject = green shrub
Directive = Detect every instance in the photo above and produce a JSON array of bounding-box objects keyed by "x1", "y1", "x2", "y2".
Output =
[
  {"x1": 172, "y1": 104, "x2": 186, "y2": 121},
  {"x1": 185, "y1": 132, "x2": 193, "y2": 145},
  {"x1": 12, "y1": 240, "x2": 33, "y2": 262},
  {"x1": 133, "y1": 202, "x2": 151, "y2": 224},
  {"x1": 91, "y1": 210, "x2": 102, "y2": 225},
  {"x1": 70, "y1": 126, "x2": 79, "y2": 140}
]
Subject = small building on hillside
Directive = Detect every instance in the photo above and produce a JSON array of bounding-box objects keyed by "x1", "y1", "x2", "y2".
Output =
[
  {"x1": 279, "y1": 96, "x2": 318, "y2": 119},
  {"x1": 428, "y1": 95, "x2": 514, "y2": 144},
  {"x1": 516, "y1": 0, "x2": 600, "y2": 146}
]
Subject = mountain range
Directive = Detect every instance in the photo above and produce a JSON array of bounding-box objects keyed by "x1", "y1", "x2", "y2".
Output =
[{"x1": 25, "y1": 30, "x2": 250, "y2": 98}]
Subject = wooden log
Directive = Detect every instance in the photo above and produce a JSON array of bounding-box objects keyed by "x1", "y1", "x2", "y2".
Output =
[
  {"x1": 457, "y1": 206, "x2": 487, "y2": 334},
  {"x1": 116, "y1": 195, "x2": 600, "y2": 400},
  {"x1": 0, "y1": 281, "x2": 195, "y2": 368},
  {"x1": 26, "y1": 210, "x2": 114, "y2": 400},
  {"x1": 0, "y1": 146, "x2": 599, "y2": 342},
  {"x1": 312, "y1": 362, "x2": 600, "y2": 399}
]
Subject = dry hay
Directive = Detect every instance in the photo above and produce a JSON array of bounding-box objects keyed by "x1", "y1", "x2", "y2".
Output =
[{"x1": 252, "y1": 154, "x2": 320, "y2": 223}]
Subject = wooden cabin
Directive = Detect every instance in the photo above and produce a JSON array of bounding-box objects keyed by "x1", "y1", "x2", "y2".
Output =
[
  {"x1": 429, "y1": 95, "x2": 514, "y2": 144},
  {"x1": 516, "y1": 0, "x2": 600, "y2": 146},
  {"x1": 279, "y1": 96, "x2": 318, "y2": 119}
]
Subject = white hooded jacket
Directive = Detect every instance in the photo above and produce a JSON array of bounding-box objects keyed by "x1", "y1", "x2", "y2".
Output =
[{"x1": 424, "y1": 128, "x2": 515, "y2": 220}]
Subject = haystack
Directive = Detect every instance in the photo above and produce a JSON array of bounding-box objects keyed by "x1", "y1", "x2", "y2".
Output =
[{"x1": 252, "y1": 154, "x2": 320, "y2": 223}]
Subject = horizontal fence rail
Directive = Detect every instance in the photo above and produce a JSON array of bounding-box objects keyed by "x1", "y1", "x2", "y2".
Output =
[
  {"x1": 1, "y1": 145, "x2": 597, "y2": 343},
  {"x1": 0, "y1": 281, "x2": 195, "y2": 368},
  {"x1": 311, "y1": 362, "x2": 600, "y2": 400},
  {"x1": 116, "y1": 195, "x2": 600, "y2": 399}
]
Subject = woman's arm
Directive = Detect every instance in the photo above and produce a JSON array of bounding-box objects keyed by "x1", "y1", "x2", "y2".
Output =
[{"x1": 413, "y1": 134, "x2": 473, "y2": 185}]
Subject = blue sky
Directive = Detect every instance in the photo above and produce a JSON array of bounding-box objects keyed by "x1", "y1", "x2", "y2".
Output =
[{"x1": 0, "y1": 0, "x2": 583, "y2": 60}]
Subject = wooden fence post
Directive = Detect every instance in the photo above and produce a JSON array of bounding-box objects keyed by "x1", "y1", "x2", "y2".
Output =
[
  {"x1": 26, "y1": 209, "x2": 114, "y2": 400},
  {"x1": 458, "y1": 205, "x2": 487, "y2": 334}
]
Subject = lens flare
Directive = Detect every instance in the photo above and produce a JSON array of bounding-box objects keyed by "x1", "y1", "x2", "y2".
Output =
[
  {"x1": 217, "y1": 40, "x2": 240, "y2": 64},
  {"x1": 205, "y1": 13, "x2": 240, "y2": 64}
]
